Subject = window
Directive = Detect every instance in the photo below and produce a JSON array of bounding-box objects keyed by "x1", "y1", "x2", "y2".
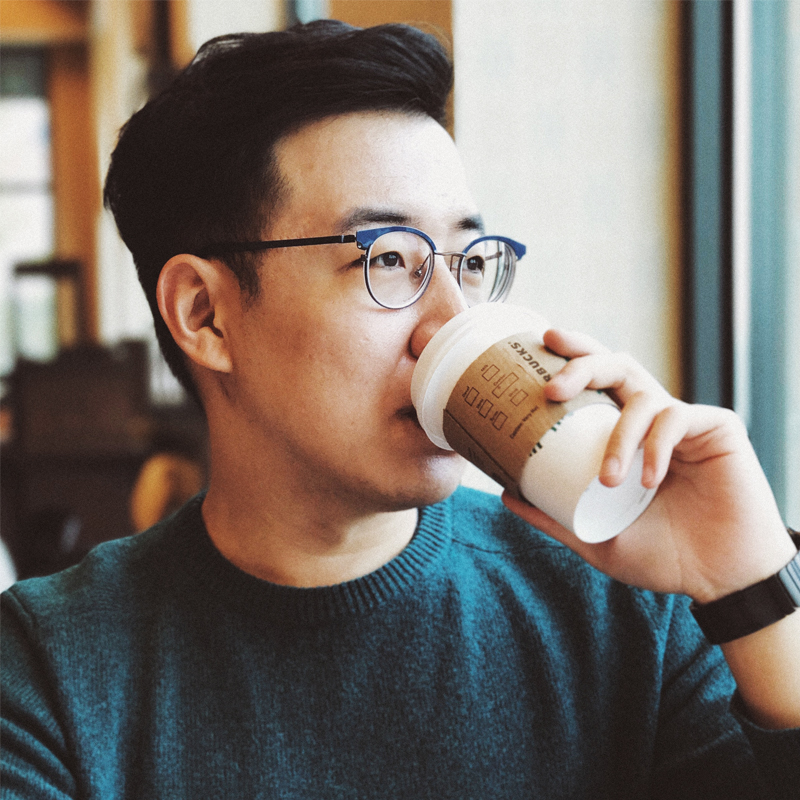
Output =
[
  {"x1": 0, "y1": 47, "x2": 56, "y2": 370},
  {"x1": 684, "y1": 0, "x2": 798, "y2": 525}
]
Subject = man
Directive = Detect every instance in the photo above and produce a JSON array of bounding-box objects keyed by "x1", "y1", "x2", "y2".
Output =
[{"x1": 2, "y1": 20, "x2": 798, "y2": 799}]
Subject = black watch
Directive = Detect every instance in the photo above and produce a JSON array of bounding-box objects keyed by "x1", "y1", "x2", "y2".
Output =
[{"x1": 690, "y1": 529, "x2": 800, "y2": 645}]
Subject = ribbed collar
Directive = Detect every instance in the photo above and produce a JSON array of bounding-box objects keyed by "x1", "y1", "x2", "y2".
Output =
[{"x1": 169, "y1": 494, "x2": 453, "y2": 625}]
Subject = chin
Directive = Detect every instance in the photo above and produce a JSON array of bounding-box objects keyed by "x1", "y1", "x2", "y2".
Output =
[{"x1": 376, "y1": 452, "x2": 467, "y2": 512}]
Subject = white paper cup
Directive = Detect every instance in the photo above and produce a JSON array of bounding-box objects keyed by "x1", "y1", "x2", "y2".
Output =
[
  {"x1": 412, "y1": 304, "x2": 656, "y2": 542},
  {"x1": 519, "y1": 404, "x2": 656, "y2": 542}
]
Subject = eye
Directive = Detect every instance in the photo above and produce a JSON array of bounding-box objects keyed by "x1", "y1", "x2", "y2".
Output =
[
  {"x1": 464, "y1": 255, "x2": 485, "y2": 274},
  {"x1": 369, "y1": 251, "x2": 405, "y2": 270}
]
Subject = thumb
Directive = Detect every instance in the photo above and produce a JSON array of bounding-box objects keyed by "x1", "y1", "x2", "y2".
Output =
[{"x1": 501, "y1": 491, "x2": 593, "y2": 555}]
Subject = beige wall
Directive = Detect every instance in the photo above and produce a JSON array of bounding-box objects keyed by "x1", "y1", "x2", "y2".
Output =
[
  {"x1": 92, "y1": 0, "x2": 285, "y2": 402},
  {"x1": 453, "y1": 0, "x2": 680, "y2": 395},
  {"x1": 92, "y1": 0, "x2": 152, "y2": 350},
  {"x1": 452, "y1": 0, "x2": 679, "y2": 493},
  {"x1": 88, "y1": 0, "x2": 681, "y2": 415},
  {"x1": 184, "y1": 0, "x2": 283, "y2": 54}
]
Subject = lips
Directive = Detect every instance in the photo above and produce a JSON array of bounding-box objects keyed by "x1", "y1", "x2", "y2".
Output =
[{"x1": 398, "y1": 405, "x2": 420, "y2": 425}]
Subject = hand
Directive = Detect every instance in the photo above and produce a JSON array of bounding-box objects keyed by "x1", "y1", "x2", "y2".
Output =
[{"x1": 502, "y1": 328, "x2": 796, "y2": 604}]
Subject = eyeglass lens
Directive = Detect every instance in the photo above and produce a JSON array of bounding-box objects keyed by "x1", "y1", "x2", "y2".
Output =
[{"x1": 364, "y1": 231, "x2": 513, "y2": 309}]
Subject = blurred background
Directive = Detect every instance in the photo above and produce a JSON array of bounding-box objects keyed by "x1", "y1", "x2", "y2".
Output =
[{"x1": 0, "y1": 0, "x2": 797, "y2": 587}]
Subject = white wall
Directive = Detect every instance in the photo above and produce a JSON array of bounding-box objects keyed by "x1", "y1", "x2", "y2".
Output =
[
  {"x1": 452, "y1": 0, "x2": 675, "y2": 493},
  {"x1": 454, "y1": 0, "x2": 675, "y2": 386},
  {"x1": 92, "y1": 0, "x2": 152, "y2": 346},
  {"x1": 187, "y1": 0, "x2": 284, "y2": 52},
  {"x1": 92, "y1": 0, "x2": 678, "y2": 418},
  {"x1": 92, "y1": 0, "x2": 284, "y2": 403}
]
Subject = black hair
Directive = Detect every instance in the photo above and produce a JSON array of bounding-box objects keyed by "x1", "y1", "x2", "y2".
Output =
[{"x1": 103, "y1": 20, "x2": 453, "y2": 401}]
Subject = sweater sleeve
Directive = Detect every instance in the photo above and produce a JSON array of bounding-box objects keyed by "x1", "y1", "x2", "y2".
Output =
[
  {"x1": 1, "y1": 589, "x2": 78, "y2": 800},
  {"x1": 732, "y1": 694, "x2": 800, "y2": 800},
  {"x1": 651, "y1": 595, "x2": 800, "y2": 800}
]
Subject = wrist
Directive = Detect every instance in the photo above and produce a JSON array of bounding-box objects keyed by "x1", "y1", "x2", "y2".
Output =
[{"x1": 690, "y1": 529, "x2": 800, "y2": 645}]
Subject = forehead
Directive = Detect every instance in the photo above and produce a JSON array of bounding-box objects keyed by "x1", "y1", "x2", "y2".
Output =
[{"x1": 270, "y1": 111, "x2": 479, "y2": 236}]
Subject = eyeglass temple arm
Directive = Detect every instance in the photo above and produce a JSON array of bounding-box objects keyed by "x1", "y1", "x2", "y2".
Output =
[{"x1": 198, "y1": 234, "x2": 357, "y2": 258}]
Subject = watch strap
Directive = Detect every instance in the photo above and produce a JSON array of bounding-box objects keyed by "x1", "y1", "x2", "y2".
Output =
[{"x1": 690, "y1": 530, "x2": 800, "y2": 645}]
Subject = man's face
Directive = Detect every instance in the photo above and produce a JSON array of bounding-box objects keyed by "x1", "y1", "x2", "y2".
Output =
[{"x1": 220, "y1": 111, "x2": 483, "y2": 513}]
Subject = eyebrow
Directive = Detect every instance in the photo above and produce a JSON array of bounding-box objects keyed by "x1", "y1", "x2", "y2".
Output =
[
  {"x1": 457, "y1": 215, "x2": 485, "y2": 235},
  {"x1": 335, "y1": 208, "x2": 486, "y2": 237},
  {"x1": 335, "y1": 208, "x2": 410, "y2": 233}
]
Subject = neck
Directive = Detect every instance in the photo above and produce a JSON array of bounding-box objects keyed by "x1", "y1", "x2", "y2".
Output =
[
  {"x1": 201, "y1": 471, "x2": 419, "y2": 589},
  {"x1": 197, "y1": 388, "x2": 427, "y2": 587}
]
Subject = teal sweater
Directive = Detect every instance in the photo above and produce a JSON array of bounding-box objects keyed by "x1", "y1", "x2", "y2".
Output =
[{"x1": 2, "y1": 488, "x2": 798, "y2": 799}]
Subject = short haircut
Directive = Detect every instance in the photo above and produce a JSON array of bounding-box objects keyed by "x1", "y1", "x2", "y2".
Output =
[{"x1": 103, "y1": 20, "x2": 454, "y2": 400}]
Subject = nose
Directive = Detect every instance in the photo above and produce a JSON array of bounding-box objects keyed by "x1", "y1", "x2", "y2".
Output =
[{"x1": 409, "y1": 258, "x2": 468, "y2": 359}]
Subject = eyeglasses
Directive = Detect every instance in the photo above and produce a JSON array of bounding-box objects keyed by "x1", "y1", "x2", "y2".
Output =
[{"x1": 197, "y1": 226, "x2": 526, "y2": 310}]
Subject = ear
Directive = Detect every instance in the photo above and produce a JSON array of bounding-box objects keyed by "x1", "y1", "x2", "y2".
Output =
[{"x1": 156, "y1": 254, "x2": 235, "y2": 375}]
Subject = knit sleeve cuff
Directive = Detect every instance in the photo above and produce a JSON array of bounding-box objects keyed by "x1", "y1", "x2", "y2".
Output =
[{"x1": 730, "y1": 691, "x2": 800, "y2": 799}]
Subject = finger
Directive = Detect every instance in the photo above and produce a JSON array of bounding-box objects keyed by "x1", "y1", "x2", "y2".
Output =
[
  {"x1": 640, "y1": 402, "x2": 692, "y2": 487},
  {"x1": 600, "y1": 391, "x2": 672, "y2": 487},
  {"x1": 657, "y1": 404, "x2": 751, "y2": 470},
  {"x1": 544, "y1": 352, "x2": 621, "y2": 402},
  {"x1": 676, "y1": 405, "x2": 747, "y2": 459},
  {"x1": 546, "y1": 350, "x2": 669, "y2": 409},
  {"x1": 638, "y1": 404, "x2": 744, "y2": 487},
  {"x1": 542, "y1": 328, "x2": 610, "y2": 359}
]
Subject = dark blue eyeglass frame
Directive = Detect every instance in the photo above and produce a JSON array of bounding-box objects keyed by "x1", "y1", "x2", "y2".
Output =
[{"x1": 196, "y1": 226, "x2": 527, "y2": 309}]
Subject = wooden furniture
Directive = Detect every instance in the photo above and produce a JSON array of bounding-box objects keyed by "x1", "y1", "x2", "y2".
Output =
[{"x1": 0, "y1": 341, "x2": 206, "y2": 579}]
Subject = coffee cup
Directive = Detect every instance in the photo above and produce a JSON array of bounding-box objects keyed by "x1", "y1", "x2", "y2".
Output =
[{"x1": 411, "y1": 304, "x2": 656, "y2": 542}]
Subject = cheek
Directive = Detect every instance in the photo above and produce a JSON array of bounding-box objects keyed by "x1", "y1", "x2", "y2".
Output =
[
  {"x1": 306, "y1": 306, "x2": 413, "y2": 370},
  {"x1": 234, "y1": 293, "x2": 415, "y2": 401},
  {"x1": 310, "y1": 330, "x2": 400, "y2": 398}
]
